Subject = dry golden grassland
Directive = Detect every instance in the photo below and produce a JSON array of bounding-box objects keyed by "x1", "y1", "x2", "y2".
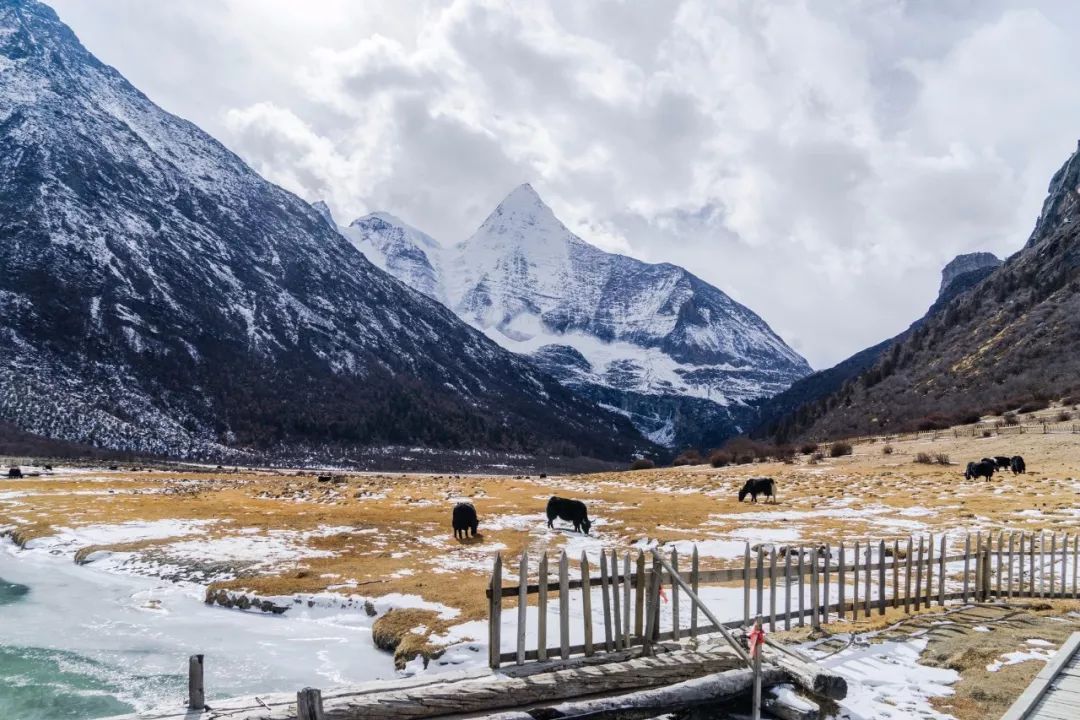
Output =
[{"x1": 2, "y1": 429, "x2": 1078, "y2": 626}]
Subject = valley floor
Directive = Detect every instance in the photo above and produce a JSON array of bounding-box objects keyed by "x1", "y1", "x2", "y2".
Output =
[{"x1": 1, "y1": 428, "x2": 1079, "y2": 716}]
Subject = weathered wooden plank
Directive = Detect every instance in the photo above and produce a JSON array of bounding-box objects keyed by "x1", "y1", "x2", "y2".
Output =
[
  {"x1": 671, "y1": 547, "x2": 681, "y2": 641},
  {"x1": 838, "y1": 542, "x2": 845, "y2": 621},
  {"x1": 852, "y1": 541, "x2": 859, "y2": 617},
  {"x1": 892, "y1": 539, "x2": 899, "y2": 609},
  {"x1": 1007, "y1": 532, "x2": 1015, "y2": 600},
  {"x1": 635, "y1": 551, "x2": 646, "y2": 640},
  {"x1": 743, "y1": 543, "x2": 751, "y2": 628},
  {"x1": 769, "y1": 545, "x2": 777, "y2": 633},
  {"x1": 517, "y1": 552, "x2": 528, "y2": 665},
  {"x1": 905, "y1": 537, "x2": 912, "y2": 614},
  {"x1": 537, "y1": 553, "x2": 548, "y2": 661},
  {"x1": 878, "y1": 540, "x2": 887, "y2": 615},
  {"x1": 559, "y1": 551, "x2": 570, "y2": 660},
  {"x1": 938, "y1": 535, "x2": 946, "y2": 607},
  {"x1": 925, "y1": 533, "x2": 934, "y2": 609},
  {"x1": 490, "y1": 553, "x2": 503, "y2": 669},
  {"x1": 296, "y1": 687, "x2": 325, "y2": 720},
  {"x1": 784, "y1": 547, "x2": 792, "y2": 631},
  {"x1": 863, "y1": 541, "x2": 871, "y2": 618},
  {"x1": 798, "y1": 547, "x2": 806, "y2": 628},
  {"x1": 756, "y1": 544, "x2": 765, "y2": 618},
  {"x1": 823, "y1": 544, "x2": 831, "y2": 624},
  {"x1": 1051, "y1": 534, "x2": 1058, "y2": 599},
  {"x1": 690, "y1": 546, "x2": 699, "y2": 638},
  {"x1": 623, "y1": 552, "x2": 632, "y2": 640},
  {"x1": 609, "y1": 550, "x2": 622, "y2": 651},
  {"x1": 996, "y1": 531, "x2": 1004, "y2": 598},
  {"x1": 1020, "y1": 532, "x2": 1027, "y2": 597},
  {"x1": 1073, "y1": 535, "x2": 1078, "y2": 598},
  {"x1": 915, "y1": 536, "x2": 924, "y2": 611},
  {"x1": 1000, "y1": 632, "x2": 1080, "y2": 720},
  {"x1": 187, "y1": 654, "x2": 205, "y2": 711},
  {"x1": 600, "y1": 550, "x2": 613, "y2": 652},
  {"x1": 963, "y1": 534, "x2": 971, "y2": 604},
  {"x1": 810, "y1": 547, "x2": 820, "y2": 630},
  {"x1": 581, "y1": 553, "x2": 594, "y2": 657}
]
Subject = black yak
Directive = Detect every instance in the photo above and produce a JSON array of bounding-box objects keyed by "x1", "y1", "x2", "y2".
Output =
[
  {"x1": 452, "y1": 502, "x2": 479, "y2": 539},
  {"x1": 546, "y1": 496, "x2": 592, "y2": 534},
  {"x1": 965, "y1": 460, "x2": 995, "y2": 481},
  {"x1": 993, "y1": 456, "x2": 1012, "y2": 470},
  {"x1": 1010, "y1": 455, "x2": 1026, "y2": 474},
  {"x1": 738, "y1": 477, "x2": 777, "y2": 504}
]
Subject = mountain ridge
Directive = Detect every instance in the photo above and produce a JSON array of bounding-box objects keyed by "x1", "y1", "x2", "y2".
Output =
[
  {"x1": 336, "y1": 183, "x2": 811, "y2": 448},
  {"x1": 0, "y1": 0, "x2": 652, "y2": 464}
]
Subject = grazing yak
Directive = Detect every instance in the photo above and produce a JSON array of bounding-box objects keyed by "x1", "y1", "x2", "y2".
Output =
[
  {"x1": 546, "y1": 496, "x2": 592, "y2": 535},
  {"x1": 993, "y1": 456, "x2": 1012, "y2": 470},
  {"x1": 738, "y1": 477, "x2": 777, "y2": 504},
  {"x1": 452, "y1": 502, "x2": 479, "y2": 540},
  {"x1": 965, "y1": 459, "x2": 995, "y2": 481},
  {"x1": 1010, "y1": 455, "x2": 1026, "y2": 474}
]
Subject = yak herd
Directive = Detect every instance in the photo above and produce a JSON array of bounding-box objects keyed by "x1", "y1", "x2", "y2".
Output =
[
  {"x1": 451, "y1": 455, "x2": 1026, "y2": 537},
  {"x1": 965, "y1": 454, "x2": 1026, "y2": 481}
]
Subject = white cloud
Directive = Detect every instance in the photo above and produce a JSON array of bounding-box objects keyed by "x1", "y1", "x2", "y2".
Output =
[{"x1": 48, "y1": 0, "x2": 1080, "y2": 368}]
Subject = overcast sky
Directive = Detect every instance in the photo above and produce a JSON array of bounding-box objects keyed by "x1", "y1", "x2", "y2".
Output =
[{"x1": 49, "y1": 0, "x2": 1080, "y2": 368}]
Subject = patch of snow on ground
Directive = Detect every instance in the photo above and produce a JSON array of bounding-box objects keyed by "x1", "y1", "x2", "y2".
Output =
[{"x1": 24, "y1": 519, "x2": 217, "y2": 553}]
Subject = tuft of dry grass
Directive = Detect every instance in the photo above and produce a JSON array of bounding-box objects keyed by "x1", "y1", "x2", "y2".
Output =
[{"x1": 371, "y1": 608, "x2": 450, "y2": 669}]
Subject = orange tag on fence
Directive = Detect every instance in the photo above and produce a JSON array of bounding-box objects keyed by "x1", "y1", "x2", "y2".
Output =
[{"x1": 659, "y1": 584, "x2": 669, "y2": 603}]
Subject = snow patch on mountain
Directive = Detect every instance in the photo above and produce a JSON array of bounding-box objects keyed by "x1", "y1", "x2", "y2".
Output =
[{"x1": 335, "y1": 184, "x2": 810, "y2": 448}]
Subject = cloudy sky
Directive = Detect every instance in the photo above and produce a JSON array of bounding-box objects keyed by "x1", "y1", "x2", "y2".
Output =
[{"x1": 50, "y1": 0, "x2": 1080, "y2": 368}]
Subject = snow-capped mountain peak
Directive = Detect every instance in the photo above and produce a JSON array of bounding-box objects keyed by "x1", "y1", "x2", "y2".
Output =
[{"x1": 334, "y1": 184, "x2": 811, "y2": 449}]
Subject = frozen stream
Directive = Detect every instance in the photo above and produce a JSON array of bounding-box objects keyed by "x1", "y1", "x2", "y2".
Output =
[{"x1": 0, "y1": 541, "x2": 396, "y2": 719}]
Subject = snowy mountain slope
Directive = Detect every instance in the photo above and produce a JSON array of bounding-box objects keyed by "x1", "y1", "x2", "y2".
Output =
[
  {"x1": 339, "y1": 184, "x2": 811, "y2": 448},
  {"x1": 0, "y1": 0, "x2": 651, "y2": 462}
]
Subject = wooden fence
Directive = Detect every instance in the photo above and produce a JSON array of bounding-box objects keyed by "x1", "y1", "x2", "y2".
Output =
[
  {"x1": 487, "y1": 531, "x2": 1080, "y2": 668},
  {"x1": 824, "y1": 419, "x2": 1080, "y2": 446}
]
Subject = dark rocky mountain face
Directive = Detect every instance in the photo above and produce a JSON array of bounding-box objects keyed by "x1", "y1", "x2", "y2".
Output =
[
  {"x1": 0, "y1": 0, "x2": 652, "y2": 463},
  {"x1": 753, "y1": 252, "x2": 1002, "y2": 442},
  {"x1": 769, "y1": 143, "x2": 1080, "y2": 442}
]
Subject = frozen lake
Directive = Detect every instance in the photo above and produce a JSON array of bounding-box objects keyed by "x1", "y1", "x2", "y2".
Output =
[{"x1": 0, "y1": 541, "x2": 397, "y2": 719}]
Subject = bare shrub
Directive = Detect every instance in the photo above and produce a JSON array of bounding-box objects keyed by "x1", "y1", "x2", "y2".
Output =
[
  {"x1": 809, "y1": 451, "x2": 825, "y2": 464},
  {"x1": 799, "y1": 442, "x2": 820, "y2": 455},
  {"x1": 630, "y1": 458, "x2": 655, "y2": 471},
  {"x1": 708, "y1": 451, "x2": 732, "y2": 468},
  {"x1": 672, "y1": 449, "x2": 703, "y2": 466},
  {"x1": 1003, "y1": 412, "x2": 1019, "y2": 426},
  {"x1": 982, "y1": 429, "x2": 993, "y2": 438},
  {"x1": 1018, "y1": 399, "x2": 1049, "y2": 414},
  {"x1": 914, "y1": 452, "x2": 933, "y2": 464},
  {"x1": 935, "y1": 453, "x2": 950, "y2": 465},
  {"x1": 829, "y1": 441, "x2": 853, "y2": 458},
  {"x1": 1057, "y1": 410, "x2": 1073, "y2": 422},
  {"x1": 882, "y1": 445, "x2": 894, "y2": 455}
]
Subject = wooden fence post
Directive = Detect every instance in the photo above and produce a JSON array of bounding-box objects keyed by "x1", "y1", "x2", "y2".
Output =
[
  {"x1": 823, "y1": 544, "x2": 831, "y2": 624},
  {"x1": 863, "y1": 541, "x2": 871, "y2": 618},
  {"x1": 651, "y1": 555, "x2": 662, "y2": 641},
  {"x1": 975, "y1": 532, "x2": 983, "y2": 602},
  {"x1": 690, "y1": 546, "x2": 699, "y2": 638},
  {"x1": 600, "y1": 550, "x2": 613, "y2": 652},
  {"x1": 297, "y1": 688, "x2": 325, "y2": 720},
  {"x1": 756, "y1": 545, "x2": 765, "y2": 618},
  {"x1": 1073, "y1": 535, "x2": 1078, "y2": 598},
  {"x1": 559, "y1": 551, "x2": 569, "y2": 659},
  {"x1": 915, "y1": 537, "x2": 924, "y2": 611},
  {"x1": 580, "y1": 553, "x2": 593, "y2": 657},
  {"x1": 187, "y1": 654, "x2": 205, "y2": 711},
  {"x1": 635, "y1": 551, "x2": 646, "y2": 640},
  {"x1": 642, "y1": 560, "x2": 659, "y2": 656},
  {"x1": 610, "y1": 549, "x2": 622, "y2": 651},
  {"x1": 892, "y1": 539, "x2": 899, "y2": 609},
  {"x1": 904, "y1": 537, "x2": 913, "y2": 614},
  {"x1": 517, "y1": 552, "x2": 528, "y2": 665},
  {"x1": 879, "y1": 540, "x2": 887, "y2": 615},
  {"x1": 1030, "y1": 532, "x2": 1037, "y2": 599},
  {"x1": 853, "y1": 541, "x2": 860, "y2": 617},
  {"x1": 838, "y1": 542, "x2": 846, "y2": 620},
  {"x1": 798, "y1": 548, "x2": 806, "y2": 628},
  {"x1": 1060, "y1": 534, "x2": 1069, "y2": 598},
  {"x1": 538, "y1": 553, "x2": 548, "y2": 661},
  {"x1": 937, "y1": 535, "x2": 946, "y2": 607},
  {"x1": 1049, "y1": 534, "x2": 1057, "y2": 598},
  {"x1": 962, "y1": 534, "x2": 971, "y2": 604},
  {"x1": 1019, "y1": 533, "x2": 1026, "y2": 597},
  {"x1": 768, "y1": 546, "x2": 777, "y2": 633},
  {"x1": 996, "y1": 531, "x2": 1004, "y2": 598},
  {"x1": 743, "y1": 543, "x2": 751, "y2": 628},
  {"x1": 810, "y1": 547, "x2": 820, "y2": 630},
  {"x1": 925, "y1": 534, "x2": 934, "y2": 609},
  {"x1": 784, "y1": 548, "x2": 792, "y2": 631},
  {"x1": 1007, "y1": 532, "x2": 1015, "y2": 599},
  {"x1": 671, "y1": 548, "x2": 680, "y2": 641},
  {"x1": 489, "y1": 554, "x2": 503, "y2": 669}
]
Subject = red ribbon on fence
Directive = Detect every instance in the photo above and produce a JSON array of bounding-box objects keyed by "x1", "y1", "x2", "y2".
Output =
[
  {"x1": 748, "y1": 623, "x2": 765, "y2": 658},
  {"x1": 659, "y1": 583, "x2": 669, "y2": 603}
]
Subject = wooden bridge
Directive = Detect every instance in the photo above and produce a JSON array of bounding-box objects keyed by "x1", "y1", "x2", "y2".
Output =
[{"x1": 1001, "y1": 632, "x2": 1080, "y2": 720}]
